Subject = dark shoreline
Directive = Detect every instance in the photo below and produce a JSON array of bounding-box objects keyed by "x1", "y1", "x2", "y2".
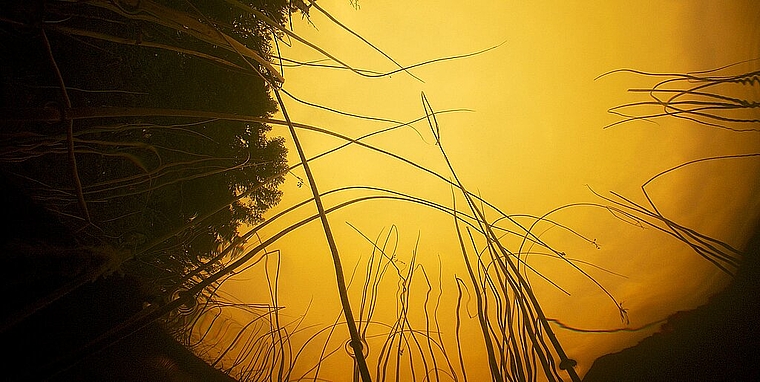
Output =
[
  {"x1": 583, "y1": 222, "x2": 760, "y2": 382},
  {"x1": 0, "y1": 176, "x2": 236, "y2": 382}
]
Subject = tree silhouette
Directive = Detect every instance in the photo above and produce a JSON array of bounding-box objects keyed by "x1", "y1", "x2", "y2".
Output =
[{"x1": 0, "y1": 0, "x2": 291, "y2": 276}]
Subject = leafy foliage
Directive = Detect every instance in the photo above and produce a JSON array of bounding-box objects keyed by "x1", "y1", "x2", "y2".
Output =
[{"x1": 0, "y1": 0, "x2": 291, "y2": 280}]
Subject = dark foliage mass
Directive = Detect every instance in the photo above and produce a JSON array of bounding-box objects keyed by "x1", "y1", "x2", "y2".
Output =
[
  {"x1": 0, "y1": 0, "x2": 291, "y2": 283},
  {"x1": 1, "y1": 0, "x2": 297, "y2": 379}
]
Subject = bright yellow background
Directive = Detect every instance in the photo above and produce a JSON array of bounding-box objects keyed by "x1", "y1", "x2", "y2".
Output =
[{"x1": 220, "y1": 1, "x2": 760, "y2": 380}]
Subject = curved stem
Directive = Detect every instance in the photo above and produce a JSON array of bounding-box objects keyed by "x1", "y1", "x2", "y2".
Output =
[{"x1": 41, "y1": 29, "x2": 90, "y2": 223}]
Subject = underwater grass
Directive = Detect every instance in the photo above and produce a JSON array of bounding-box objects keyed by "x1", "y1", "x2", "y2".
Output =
[
  {"x1": 597, "y1": 60, "x2": 760, "y2": 131},
  {"x1": 2, "y1": 2, "x2": 753, "y2": 382}
]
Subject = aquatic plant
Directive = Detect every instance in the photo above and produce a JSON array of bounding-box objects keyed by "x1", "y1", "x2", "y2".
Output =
[
  {"x1": 598, "y1": 61, "x2": 760, "y2": 132},
  {"x1": 2, "y1": 2, "x2": 751, "y2": 382}
]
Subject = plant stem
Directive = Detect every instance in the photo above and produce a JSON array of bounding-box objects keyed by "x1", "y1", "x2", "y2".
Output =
[
  {"x1": 271, "y1": 86, "x2": 372, "y2": 382},
  {"x1": 40, "y1": 29, "x2": 90, "y2": 223}
]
